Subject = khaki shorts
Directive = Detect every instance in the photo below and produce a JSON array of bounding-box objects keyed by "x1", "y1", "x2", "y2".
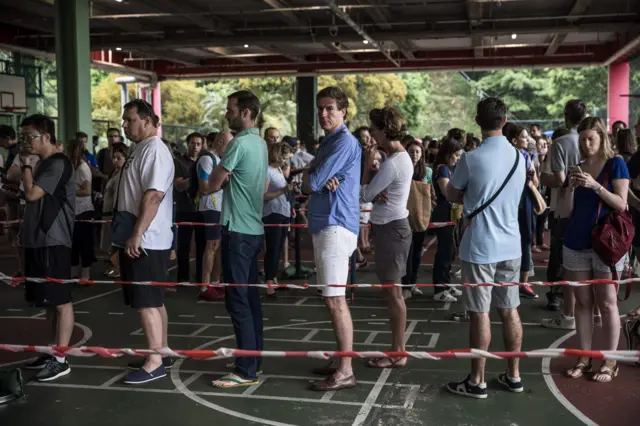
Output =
[{"x1": 462, "y1": 258, "x2": 521, "y2": 313}]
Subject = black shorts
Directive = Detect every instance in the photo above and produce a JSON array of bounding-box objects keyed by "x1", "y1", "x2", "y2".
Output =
[
  {"x1": 119, "y1": 248, "x2": 170, "y2": 309},
  {"x1": 199, "y1": 210, "x2": 222, "y2": 241},
  {"x1": 24, "y1": 246, "x2": 72, "y2": 308}
]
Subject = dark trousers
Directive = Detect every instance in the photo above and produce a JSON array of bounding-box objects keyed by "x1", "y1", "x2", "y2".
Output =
[
  {"x1": 176, "y1": 211, "x2": 198, "y2": 282},
  {"x1": 221, "y1": 227, "x2": 264, "y2": 380},
  {"x1": 548, "y1": 213, "x2": 569, "y2": 294},
  {"x1": 71, "y1": 211, "x2": 95, "y2": 268},
  {"x1": 402, "y1": 231, "x2": 427, "y2": 285},
  {"x1": 433, "y1": 225, "x2": 455, "y2": 294},
  {"x1": 262, "y1": 213, "x2": 289, "y2": 281},
  {"x1": 535, "y1": 208, "x2": 550, "y2": 246}
]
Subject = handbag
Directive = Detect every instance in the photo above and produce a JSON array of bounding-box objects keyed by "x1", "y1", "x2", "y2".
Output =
[
  {"x1": 527, "y1": 181, "x2": 547, "y2": 215},
  {"x1": 0, "y1": 369, "x2": 25, "y2": 404},
  {"x1": 466, "y1": 147, "x2": 520, "y2": 220},
  {"x1": 406, "y1": 180, "x2": 432, "y2": 232},
  {"x1": 591, "y1": 159, "x2": 635, "y2": 295}
]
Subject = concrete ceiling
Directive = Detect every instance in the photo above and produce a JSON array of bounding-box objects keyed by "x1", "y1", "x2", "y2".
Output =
[{"x1": 0, "y1": 0, "x2": 639, "y2": 78}]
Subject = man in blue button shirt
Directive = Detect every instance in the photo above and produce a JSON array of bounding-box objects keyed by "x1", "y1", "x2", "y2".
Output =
[{"x1": 302, "y1": 86, "x2": 361, "y2": 391}]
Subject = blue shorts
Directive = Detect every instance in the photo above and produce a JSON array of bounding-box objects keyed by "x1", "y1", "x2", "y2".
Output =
[{"x1": 200, "y1": 210, "x2": 222, "y2": 241}]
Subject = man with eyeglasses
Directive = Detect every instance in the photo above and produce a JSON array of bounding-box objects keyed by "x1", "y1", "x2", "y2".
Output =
[{"x1": 17, "y1": 114, "x2": 76, "y2": 382}]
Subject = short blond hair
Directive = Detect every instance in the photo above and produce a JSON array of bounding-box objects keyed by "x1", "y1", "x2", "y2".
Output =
[{"x1": 577, "y1": 117, "x2": 614, "y2": 160}]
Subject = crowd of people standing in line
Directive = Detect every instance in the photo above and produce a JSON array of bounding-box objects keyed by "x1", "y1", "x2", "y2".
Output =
[{"x1": 1, "y1": 87, "x2": 640, "y2": 398}]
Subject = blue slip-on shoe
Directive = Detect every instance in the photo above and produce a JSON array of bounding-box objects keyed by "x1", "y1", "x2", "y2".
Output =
[{"x1": 123, "y1": 365, "x2": 167, "y2": 385}]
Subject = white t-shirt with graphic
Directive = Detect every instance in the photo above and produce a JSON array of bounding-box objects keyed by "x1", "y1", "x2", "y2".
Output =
[
  {"x1": 75, "y1": 161, "x2": 94, "y2": 215},
  {"x1": 196, "y1": 153, "x2": 223, "y2": 212},
  {"x1": 117, "y1": 136, "x2": 175, "y2": 250}
]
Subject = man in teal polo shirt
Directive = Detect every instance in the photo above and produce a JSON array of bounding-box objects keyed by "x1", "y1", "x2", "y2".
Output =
[{"x1": 207, "y1": 90, "x2": 268, "y2": 388}]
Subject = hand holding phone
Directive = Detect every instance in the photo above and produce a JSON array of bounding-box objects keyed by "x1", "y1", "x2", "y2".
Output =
[{"x1": 568, "y1": 164, "x2": 583, "y2": 175}]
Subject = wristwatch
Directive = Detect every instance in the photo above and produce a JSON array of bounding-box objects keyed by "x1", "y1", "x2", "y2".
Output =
[{"x1": 594, "y1": 185, "x2": 603, "y2": 195}]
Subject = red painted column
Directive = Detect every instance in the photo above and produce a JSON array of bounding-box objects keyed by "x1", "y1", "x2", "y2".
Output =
[
  {"x1": 151, "y1": 83, "x2": 162, "y2": 138},
  {"x1": 608, "y1": 61, "x2": 630, "y2": 131}
]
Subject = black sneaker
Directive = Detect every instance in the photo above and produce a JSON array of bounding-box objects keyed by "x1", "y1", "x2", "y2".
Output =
[
  {"x1": 497, "y1": 373, "x2": 523, "y2": 393},
  {"x1": 545, "y1": 291, "x2": 561, "y2": 311},
  {"x1": 128, "y1": 357, "x2": 175, "y2": 370},
  {"x1": 35, "y1": 359, "x2": 71, "y2": 382},
  {"x1": 445, "y1": 375, "x2": 488, "y2": 399},
  {"x1": 24, "y1": 355, "x2": 53, "y2": 370}
]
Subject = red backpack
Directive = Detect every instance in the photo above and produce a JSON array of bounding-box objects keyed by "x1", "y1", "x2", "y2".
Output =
[{"x1": 591, "y1": 159, "x2": 635, "y2": 296}]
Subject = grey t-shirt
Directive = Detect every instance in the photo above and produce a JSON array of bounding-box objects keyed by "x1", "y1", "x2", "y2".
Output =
[
  {"x1": 22, "y1": 153, "x2": 76, "y2": 248},
  {"x1": 548, "y1": 128, "x2": 580, "y2": 212}
]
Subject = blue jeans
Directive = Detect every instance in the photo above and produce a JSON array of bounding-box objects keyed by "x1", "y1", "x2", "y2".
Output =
[{"x1": 221, "y1": 227, "x2": 264, "y2": 380}]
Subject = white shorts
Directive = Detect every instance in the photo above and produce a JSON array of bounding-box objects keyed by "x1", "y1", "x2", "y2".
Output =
[
  {"x1": 562, "y1": 246, "x2": 628, "y2": 273},
  {"x1": 312, "y1": 225, "x2": 358, "y2": 297},
  {"x1": 360, "y1": 202, "x2": 372, "y2": 224}
]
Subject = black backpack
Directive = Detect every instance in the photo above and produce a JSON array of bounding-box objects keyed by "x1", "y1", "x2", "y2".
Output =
[{"x1": 188, "y1": 151, "x2": 218, "y2": 202}]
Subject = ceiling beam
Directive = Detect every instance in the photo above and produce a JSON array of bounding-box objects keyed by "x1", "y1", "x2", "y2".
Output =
[
  {"x1": 325, "y1": 0, "x2": 400, "y2": 67},
  {"x1": 395, "y1": 40, "x2": 416, "y2": 61},
  {"x1": 326, "y1": 42, "x2": 355, "y2": 62},
  {"x1": 206, "y1": 47, "x2": 256, "y2": 65},
  {"x1": 137, "y1": 49, "x2": 202, "y2": 66},
  {"x1": 133, "y1": 0, "x2": 233, "y2": 35},
  {"x1": 358, "y1": 0, "x2": 415, "y2": 60},
  {"x1": 466, "y1": 0, "x2": 484, "y2": 57},
  {"x1": 262, "y1": 0, "x2": 307, "y2": 27},
  {"x1": 91, "y1": 22, "x2": 639, "y2": 51},
  {"x1": 545, "y1": 0, "x2": 592, "y2": 56}
]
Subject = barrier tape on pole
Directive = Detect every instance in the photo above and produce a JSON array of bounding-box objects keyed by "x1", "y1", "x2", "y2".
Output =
[
  {"x1": 0, "y1": 219, "x2": 457, "y2": 229},
  {"x1": 0, "y1": 344, "x2": 638, "y2": 362},
  {"x1": 0, "y1": 271, "x2": 635, "y2": 289}
]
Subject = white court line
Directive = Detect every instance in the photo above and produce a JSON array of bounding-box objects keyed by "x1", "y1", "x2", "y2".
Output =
[
  {"x1": 75, "y1": 311, "x2": 90, "y2": 315},
  {"x1": 108, "y1": 312, "x2": 124, "y2": 316},
  {"x1": 293, "y1": 297, "x2": 309, "y2": 306},
  {"x1": 179, "y1": 315, "x2": 195, "y2": 318},
  {"x1": 288, "y1": 319, "x2": 308, "y2": 322},
  {"x1": 99, "y1": 371, "x2": 129, "y2": 388},
  {"x1": 29, "y1": 382, "x2": 406, "y2": 409},
  {"x1": 423, "y1": 236, "x2": 437, "y2": 252},
  {"x1": 403, "y1": 385, "x2": 421, "y2": 409},
  {"x1": 243, "y1": 377, "x2": 267, "y2": 396},
  {"x1": 189, "y1": 325, "x2": 212, "y2": 337},
  {"x1": 320, "y1": 390, "x2": 336, "y2": 401},
  {"x1": 178, "y1": 372, "x2": 203, "y2": 390},
  {"x1": 6, "y1": 308, "x2": 23, "y2": 312},
  {"x1": 301, "y1": 329, "x2": 320, "y2": 342},
  {"x1": 542, "y1": 330, "x2": 598, "y2": 426},
  {"x1": 31, "y1": 288, "x2": 121, "y2": 318},
  {"x1": 153, "y1": 333, "x2": 440, "y2": 349},
  {"x1": 353, "y1": 320, "x2": 420, "y2": 426},
  {"x1": 363, "y1": 332, "x2": 379, "y2": 345},
  {"x1": 200, "y1": 300, "x2": 451, "y2": 311}
]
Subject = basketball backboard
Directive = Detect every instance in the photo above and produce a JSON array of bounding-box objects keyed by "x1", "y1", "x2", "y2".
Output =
[{"x1": 0, "y1": 75, "x2": 27, "y2": 112}]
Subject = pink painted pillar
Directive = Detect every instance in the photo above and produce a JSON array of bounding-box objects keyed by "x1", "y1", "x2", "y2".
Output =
[
  {"x1": 151, "y1": 83, "x2": 162, "y2": 137},
  {"x1": 608, "y1": 61, "x2": 630, "y2": 132}
]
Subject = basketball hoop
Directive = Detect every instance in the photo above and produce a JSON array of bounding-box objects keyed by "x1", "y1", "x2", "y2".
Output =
[{"x1": 0, "y1": 106, "x2": 27, "y2": 114}]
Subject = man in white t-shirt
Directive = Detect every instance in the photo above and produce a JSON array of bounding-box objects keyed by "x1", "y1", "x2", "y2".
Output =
[
  {"x1": 117, "y1": 99, "x2": 175, "y2": 385},
  {"x1": 195, "y1": 131, "x2": 232, "y2": 301}
]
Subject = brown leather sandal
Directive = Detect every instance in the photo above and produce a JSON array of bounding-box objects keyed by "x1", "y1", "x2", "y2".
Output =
[{"x1": 565, "y1": 358, "x2": 592, "y2": 379}]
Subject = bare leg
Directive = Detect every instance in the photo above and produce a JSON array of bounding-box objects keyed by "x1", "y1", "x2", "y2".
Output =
[
  {"x1": 497, "y1": 308, "x2": 523, "y2": 378},
  {"x1": 139, "y1": 307, "x2": 164, "y2": 371},
  {"x1": 565, "y1": 269, "x2": 594, "y2": 377},
  {"x1": 158, "y1": 304, "x2": 169, "y2": 348},
  {"x1": 47, "y1": 308, "x2": 58, "y2": 344},
  {"x1": 385, "y1": 286, "x2": 407, "y2": 352},
  {"x1": 592, "y1": 273, "x2": 620, "y2": 351},
  {"x1": 324, "y1": 296, "x2": 354, "y2": 378},
  {"x1": 469, "y1": 311, "x2": 491, "y2": 384},
  {"x1": 564, "y1": 286, "x2": 576, "y2": 317},
  {"x1": 202, "y1": 240, "x2": 218, "y2": 284},
  {"x1": 54, "y1": 303, "x2": 74, "y2": 347},
  {"x1": 283, "y1": 236, "x2": 289, "y2": 266}
]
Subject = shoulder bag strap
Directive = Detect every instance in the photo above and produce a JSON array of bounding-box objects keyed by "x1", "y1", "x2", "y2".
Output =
[
  {"x1": 466, "y1": 147, "x2": 520, "y2": 220},
  {"x1": 594, "y1": 159, "x2": 614, "y2": 224}
]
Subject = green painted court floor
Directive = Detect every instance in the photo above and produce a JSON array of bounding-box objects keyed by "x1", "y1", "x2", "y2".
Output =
[{"x1": 0, "y1": 259, "x2": 639, "y2": 426}]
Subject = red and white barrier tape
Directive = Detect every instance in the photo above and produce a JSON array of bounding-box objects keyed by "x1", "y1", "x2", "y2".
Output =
[
  {"x1": 0, "y1": 271, "x2": 635, "y2": 289},
  {"x1": 0, "y1": 344, "x2": 638, "y2": 362},
  {"x1": 0, "y1": 219, "x2": 456, "y2": 229}
]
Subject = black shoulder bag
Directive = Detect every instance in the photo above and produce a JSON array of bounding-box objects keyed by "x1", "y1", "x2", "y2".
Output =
[{"x1": 466, "y1": 148, "x2": 520, "y2": 220}]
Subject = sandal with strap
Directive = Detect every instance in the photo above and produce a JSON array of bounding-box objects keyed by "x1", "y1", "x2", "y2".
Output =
[
  {"x1": 591, "y1": 362, "x2": 619, "y2": 383},
  {"x1": 366, "y1": 357, "x2": 407, "y2": 369},
  {"x1": 565, "y1": 358, "x2": 592, "y2": 379},
  {"x1": 211, "y1": 373, "x2": 259, "y2": 389}
]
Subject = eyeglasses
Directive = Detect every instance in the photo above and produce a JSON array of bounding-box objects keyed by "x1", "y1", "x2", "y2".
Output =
[{"x1": 18, "y1": 133, "x2": 44, "y2": 143}]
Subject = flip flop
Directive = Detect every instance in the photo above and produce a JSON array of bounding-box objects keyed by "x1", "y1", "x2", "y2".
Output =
[
  {"x1": 366, "y1": 357, "x2": 406, "y2": 369},
  {"x1": 211, "y1": 374, "x2": 260, "y2": 389}
]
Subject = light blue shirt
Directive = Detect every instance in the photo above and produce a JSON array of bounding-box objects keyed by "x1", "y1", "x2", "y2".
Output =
[
  {"x1": 307, "y1": 124, "x2": 361, "y2": 235},
  {"x1": 450, "y1": 135, "x2": 526, "y2": 265}
]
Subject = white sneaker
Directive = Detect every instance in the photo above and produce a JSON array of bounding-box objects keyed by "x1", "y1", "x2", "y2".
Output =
[
  {"x1": 541, "y1": 314, "x2": 576, "y2": 330},
  {"x1": 447, "y1": 286, "x2": 463, "y2": 297},
  {"x1": 411, "y1": 287, "x2": 423, "y2": 296},
  {"x1": 403, "y1": 289, "x2": 412, "y2": 300},
  {"x1": 434, "y1": 291, "x2": 457, "y2": 303},
  {"x1": 452, "y1": 268, "x2": 462, "y2": 279}
]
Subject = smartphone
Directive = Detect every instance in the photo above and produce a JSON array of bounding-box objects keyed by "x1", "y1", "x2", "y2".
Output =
[{"x1": 568, "y1": 164, "x2": 583, "y2": 175}]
